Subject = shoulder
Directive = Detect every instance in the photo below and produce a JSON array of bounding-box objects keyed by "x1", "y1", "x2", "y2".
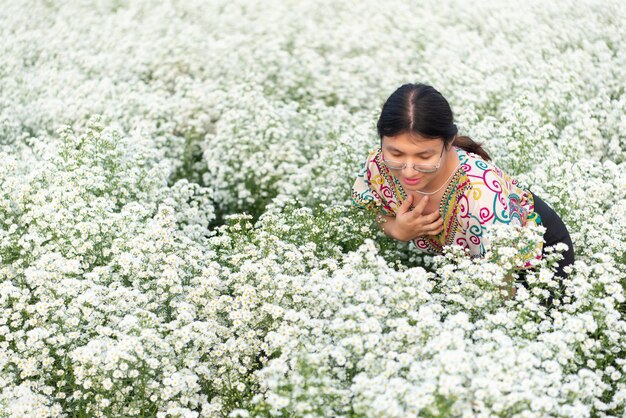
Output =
[
  {"x1": 457, "y1": 148, "x2": 518, "y2": 196},
  {"x1": 354, "y1": 146, "x2": 383, "y2": 176},
  {"x1": 460, "y1": 151, "x2": 537, "y2": 226},
  {"x1": 351, "y1": 146, "x2": 395, "y2": 215},
  {"x1": 352, "y1": 146, "x2": 409, "y2": 215},
  {"x1": 457, "y1": 147, "x2": 504, "y2": 179}
]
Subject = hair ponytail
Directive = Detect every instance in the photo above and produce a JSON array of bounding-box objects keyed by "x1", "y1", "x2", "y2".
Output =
[{"x1": 453, "y1": 135, "x2": 491, "y2": 161}]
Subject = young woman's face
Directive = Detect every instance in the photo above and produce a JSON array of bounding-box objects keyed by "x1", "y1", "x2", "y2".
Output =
[{"x1": 381, "y1": 132, "x2": 447, "y2": 192}]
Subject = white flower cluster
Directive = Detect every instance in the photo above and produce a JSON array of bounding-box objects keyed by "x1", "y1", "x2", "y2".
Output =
[
  {"x1": 1, "y1": 0, "x2": 625, "y2": 417},
  {"x1": 252, "y1": 241, "x2": 613, "y2": 417}
]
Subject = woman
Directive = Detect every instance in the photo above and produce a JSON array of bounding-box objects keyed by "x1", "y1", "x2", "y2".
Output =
[{"x1": 351, "y1": 83, "x2": 575, "y2": 304}]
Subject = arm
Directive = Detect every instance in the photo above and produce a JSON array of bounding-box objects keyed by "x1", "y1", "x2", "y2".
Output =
[{"x1": 377, "y1": 214, "x2": 402, "y2": 240}]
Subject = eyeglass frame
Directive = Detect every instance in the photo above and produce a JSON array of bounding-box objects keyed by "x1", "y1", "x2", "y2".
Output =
[{"x1": 381, "y1": 143, "x2": 446, "y2": 173}]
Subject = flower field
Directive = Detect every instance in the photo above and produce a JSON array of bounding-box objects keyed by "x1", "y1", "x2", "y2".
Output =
[{"x1": 1, "y1": 0, "x2": 625, "y2": 416}]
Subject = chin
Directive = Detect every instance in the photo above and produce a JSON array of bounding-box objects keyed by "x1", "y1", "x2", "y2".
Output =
[{"x1": 403, "y1": 183, "x2": 425, "y2": 191}]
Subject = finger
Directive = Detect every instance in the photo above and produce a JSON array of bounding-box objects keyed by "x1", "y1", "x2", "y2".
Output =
[
  {"x1": 431, "y1": 217, "x2": 444, "y2": 229},
  {"x1": 413, "y1": 195, "x2": 429, "y2": 217},
  {"x1": 398, "y1": 193, "x2": 413, "y2": 214},
  {"x1": 424, "y1": 209, "x2": 442, "y2": 223},
  {"x1": 428, "y1": 222, "x2": 445, "y2": 235},
  {"x1": 425, "y1": 218, "x2": 444, "y2": 231}
]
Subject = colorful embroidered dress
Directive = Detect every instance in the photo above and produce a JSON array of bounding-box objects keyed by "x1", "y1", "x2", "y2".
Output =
[{"x1": 351, "y1": 145, "x2": 544, "y2": 269}]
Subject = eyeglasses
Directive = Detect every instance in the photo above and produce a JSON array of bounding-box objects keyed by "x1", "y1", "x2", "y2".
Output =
[{"x1": 381, "y1": 145, "x2": 445, "y2": 173}]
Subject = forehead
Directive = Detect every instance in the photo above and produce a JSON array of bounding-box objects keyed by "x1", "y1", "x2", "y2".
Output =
[{"x1": 382, "y1": 132, "x2": 441, "y2": 152}]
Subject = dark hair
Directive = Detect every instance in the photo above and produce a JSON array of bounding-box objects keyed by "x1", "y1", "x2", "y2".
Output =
[{"x1": 376, "y1": 83, "x2": 491, "y2": 161}]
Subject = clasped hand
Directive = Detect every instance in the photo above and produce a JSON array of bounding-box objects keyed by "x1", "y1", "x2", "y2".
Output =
[{"x1": 382, "y1": 194, "x2": 444, "y2": 242}]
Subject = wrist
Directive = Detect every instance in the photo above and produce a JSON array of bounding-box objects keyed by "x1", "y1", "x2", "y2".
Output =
[
  {"x1": 386, "y1": 219, "x2": 410, "y2": 242},
  {"x1": 379, "y1": 215, "x2": 396, "y2": 239}
]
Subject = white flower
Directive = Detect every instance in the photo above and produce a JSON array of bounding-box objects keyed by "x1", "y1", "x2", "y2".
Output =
[
  {"x1": 102, "y1": 378, "x2": 113, "y2": 391},
  {"x1": 1, "y1": 0, "x2": 624, "y2": 416}
]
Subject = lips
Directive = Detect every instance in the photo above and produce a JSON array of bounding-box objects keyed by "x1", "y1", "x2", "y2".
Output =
[{"x1": 403, "y1": 177, "x2": 421, "y2": 185}]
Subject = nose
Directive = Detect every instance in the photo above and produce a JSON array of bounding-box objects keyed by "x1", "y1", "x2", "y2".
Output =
[{"x1": 401, "y1": 162, "x2": 417, "y2": 176}]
